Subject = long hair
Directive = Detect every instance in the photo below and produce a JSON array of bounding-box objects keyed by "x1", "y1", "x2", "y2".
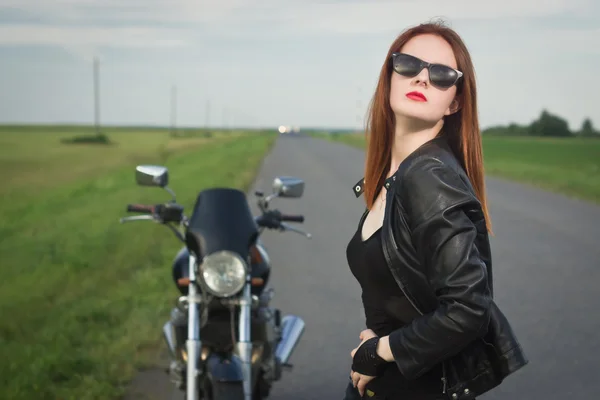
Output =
[{"x1": 363, "y1": 20, "x2": 492, "y2": 232}]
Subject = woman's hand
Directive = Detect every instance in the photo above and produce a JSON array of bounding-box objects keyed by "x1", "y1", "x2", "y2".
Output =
[
  {"x1": 350, "y1": 329, "x2": 378, "y2": 396},
  {"x1": 359, "y1": 328, "x2": 378, "y2": 342},
  {"x1": 350, "y1": 370, "x2": 375, "y2": 397},
  {"x1": 350, "y1": 329, "x2": 378, "y2": 358}
]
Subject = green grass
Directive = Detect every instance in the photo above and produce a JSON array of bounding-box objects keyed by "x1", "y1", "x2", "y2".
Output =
[
  {"x1": 313, "y1": 132, "x2": 600, "y2": 204},
  {"x1": 0, "y1": 126, "x2": 277, "y2": 400},
  {"x1": 481, "y1": 136, "x2": 599, "y2": 203}
]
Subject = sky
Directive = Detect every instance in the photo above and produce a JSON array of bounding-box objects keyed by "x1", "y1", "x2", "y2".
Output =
[{"x1": 0, "y1": 0, "x2": 599, "y2": 130}]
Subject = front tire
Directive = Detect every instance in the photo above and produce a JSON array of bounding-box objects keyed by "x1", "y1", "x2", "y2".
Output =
[{"x1": 210, "y1": 382, "x2": 244, "y2": 400}]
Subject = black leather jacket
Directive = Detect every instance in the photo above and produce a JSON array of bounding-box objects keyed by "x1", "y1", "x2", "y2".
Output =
[{"x1": 352, "y1": 135, "x2": 528, "y2": 400}]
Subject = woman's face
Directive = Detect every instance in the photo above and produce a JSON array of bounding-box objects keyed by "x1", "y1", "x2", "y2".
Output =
[{"x1": 389, "y1": 34, "x2": 460, "y2": 125}]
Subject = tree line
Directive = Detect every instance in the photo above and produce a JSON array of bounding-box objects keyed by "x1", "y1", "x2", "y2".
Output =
[{"x1": 483, "y1": 110, "x2": 599, "y2": 138}]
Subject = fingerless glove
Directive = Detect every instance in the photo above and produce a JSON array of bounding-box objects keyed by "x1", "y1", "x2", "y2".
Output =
[{"x1": 351, "y1": 337, "x2": 388, "y2": 376}]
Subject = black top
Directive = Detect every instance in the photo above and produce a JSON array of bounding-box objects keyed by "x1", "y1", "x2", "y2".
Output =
[{"x1": 346, "y1": 211, "x2": 444, "y2": 399}]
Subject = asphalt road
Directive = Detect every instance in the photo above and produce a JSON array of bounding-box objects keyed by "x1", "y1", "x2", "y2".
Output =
[{"x1": 125, "y1": 134, "x2": 600, "y2": 400}]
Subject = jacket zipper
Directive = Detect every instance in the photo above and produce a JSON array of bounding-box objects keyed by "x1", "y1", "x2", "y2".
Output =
[{"x1": 383, "y1": 184, "x2": 449, "y2": 396}]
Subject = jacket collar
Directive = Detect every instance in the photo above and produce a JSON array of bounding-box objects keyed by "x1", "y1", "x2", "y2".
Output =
[
  {"x1": 352, "y1": 178, "x2": 365, "y2": 198},
  {"x1": 352, "y1": 175, "x2": 396, "y2": 198},
  {"x1": 352, "y1": 134, "x2": 448, "y2": 198}
]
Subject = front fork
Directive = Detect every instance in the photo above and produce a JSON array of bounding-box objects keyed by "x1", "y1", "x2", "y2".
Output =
[
  {"x1": 237, "y1": 275, "x2": 253, "y2": 400},
  {"x1": 186, "y1": 253, "x2": 201, "y2": 400},
  {"x1": 186, "y1": 255, "x2": 253, "y2": 400}
]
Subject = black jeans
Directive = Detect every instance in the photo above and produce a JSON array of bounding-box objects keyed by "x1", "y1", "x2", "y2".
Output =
[
  {"x1": 343, "y1": 380, "x2": 385, "y2": 399},
  {"x1": 343, "y1": 380, "x2": 462, "y2": 400}
]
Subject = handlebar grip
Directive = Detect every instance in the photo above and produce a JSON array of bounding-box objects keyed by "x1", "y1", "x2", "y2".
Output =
[
  {"x1": 127, "y1": 204, "x2": 154, "y2": 214},
  {"x1": 280, "y1": 214, "x2": 304, "y2": 223}
]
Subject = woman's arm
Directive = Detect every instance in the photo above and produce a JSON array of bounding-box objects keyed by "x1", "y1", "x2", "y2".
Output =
[{"x1": 379, "y1": 159, "x2": 493, "y2": 379}]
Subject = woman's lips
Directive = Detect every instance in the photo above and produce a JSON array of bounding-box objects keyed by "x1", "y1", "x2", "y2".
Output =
[{"x1": 406, "y1": 91, "x2": 427, "y2": 102}]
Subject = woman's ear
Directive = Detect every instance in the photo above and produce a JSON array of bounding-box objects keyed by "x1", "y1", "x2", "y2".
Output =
[{"x1": 445, "y1": 97, "x2": 461, "y2": 116}]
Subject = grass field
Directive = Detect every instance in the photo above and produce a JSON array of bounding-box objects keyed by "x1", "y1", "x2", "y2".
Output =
[
  {"x1": 0, "y1": 126, "x2": 277, "y2": 400},
  {"x1": 314, "y1": 132, "x2": 600, "y2": 204}
]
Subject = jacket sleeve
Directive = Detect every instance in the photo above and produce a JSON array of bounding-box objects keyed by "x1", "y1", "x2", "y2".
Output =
[{"x1": 387, "y1": 159, "x2": 492, "y2": 379}]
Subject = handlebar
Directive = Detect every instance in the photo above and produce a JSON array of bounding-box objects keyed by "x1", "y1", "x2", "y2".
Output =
[
  {"x1": 121, "y1": 202, "x2": 186, "y2": 242},
  {"x1": 280, "y1": 214, "x2": 304, "y2": 223},
  {"x1": 121, "y1": 202, "x2": 309, "y2": 239},
  {"x1": 127, "y1": 204, "x2": 154, "y2": 214},
  {"x1": 255, "y1": 210, "x2": 304, "y2": 229},
  {"x1": 124, "y1": 203, "x2": 184, "y2": 224}
]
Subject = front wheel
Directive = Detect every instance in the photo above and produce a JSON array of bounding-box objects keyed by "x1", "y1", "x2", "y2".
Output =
[{"x1": 210, "y1": 382, "x2": 244, "y2": 400}]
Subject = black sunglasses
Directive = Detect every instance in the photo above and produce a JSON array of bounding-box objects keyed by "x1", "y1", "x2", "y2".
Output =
[{"x1": 391, "y1": 52, "x2": 463, "y2": 89}]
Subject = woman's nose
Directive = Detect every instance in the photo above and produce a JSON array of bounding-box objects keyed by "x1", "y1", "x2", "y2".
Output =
[{"x1": 412, "y1": 67, "x2": 429, "y2": 86}]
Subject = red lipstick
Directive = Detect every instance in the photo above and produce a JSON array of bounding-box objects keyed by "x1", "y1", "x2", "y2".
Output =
[{"x1": 406, "y1": 91, "x2": 427, "y2": 102}]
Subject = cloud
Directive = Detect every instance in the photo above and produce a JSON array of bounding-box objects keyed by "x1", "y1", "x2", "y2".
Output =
[
  {"x1": 267, "y1": 0, "x2": 598, "y2": 36},
  {"x1": 0, "y1": 24, "x2": 189, "y2": 47},
  {"x1": 1, "y1": 0, "x2": 251, "y2": 25},
  {"x1": 1, "y1": 0, "x2": 597, "y2": 45},
  {"x1": 1, "y1": 0, "x2": 598, "y2": 65}
]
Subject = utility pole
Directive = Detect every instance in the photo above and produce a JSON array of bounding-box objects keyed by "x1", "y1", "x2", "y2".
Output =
[
  {"x1": 170, "y1": 85, "x2": 177, "y2": 136},
  {"x1": 93, "y1": 57, "x2": 101, "y2": 135},
  {"x1": 205, "y1": 100, "x2": 210, "y2": 128}
]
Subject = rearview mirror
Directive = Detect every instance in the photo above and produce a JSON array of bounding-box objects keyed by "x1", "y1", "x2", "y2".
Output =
[
  {"x1": 136, "y1": 165, "x2": 169, "y2": 187},
  {"x1": 272, "y1": 176, "x2": 304, "y2": 198}
]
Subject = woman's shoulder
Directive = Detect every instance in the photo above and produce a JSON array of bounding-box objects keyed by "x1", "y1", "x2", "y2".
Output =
[
  {"x1": 394, "y1": 135, "x2": 465, "y2": 181},
  {"x1": 392, "y1": 136, "x2": 480, "y2": 226},
  {"x1": 350, "y1": 135, "x2": 475, "y2": 207}
]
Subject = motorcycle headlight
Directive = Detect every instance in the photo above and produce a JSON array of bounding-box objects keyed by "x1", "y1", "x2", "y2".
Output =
[{"x1": 200, "y1": 251, "x2": 247, "y2": 297}]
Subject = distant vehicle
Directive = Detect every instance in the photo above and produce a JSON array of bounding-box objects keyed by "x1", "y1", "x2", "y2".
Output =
[
  {"x1": 279, "y1": 125, "x2": 300, "y2": 135},
  {"x1": 278, "y1": 126, "x2": 301, "y2": 136}
]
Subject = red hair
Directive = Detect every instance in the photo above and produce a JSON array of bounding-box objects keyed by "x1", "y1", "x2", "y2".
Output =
[{"x1": 363, "y1": 20, "x2": 492, "y2": 232}]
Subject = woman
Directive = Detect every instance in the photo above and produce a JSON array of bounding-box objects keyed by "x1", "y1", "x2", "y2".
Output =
[{"x1": 344, "y1": 21, "x2": 528, "y2": 400}]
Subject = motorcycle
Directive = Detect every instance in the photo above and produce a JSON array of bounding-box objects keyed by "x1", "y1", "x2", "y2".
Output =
[{"x1": 119, "y1": 164, "x2": 311, "y2": 400}]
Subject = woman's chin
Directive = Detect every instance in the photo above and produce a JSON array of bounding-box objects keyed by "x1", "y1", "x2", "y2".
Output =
[{"x1": 392, "y1": 109, "x2": 442, "y2": 128}]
